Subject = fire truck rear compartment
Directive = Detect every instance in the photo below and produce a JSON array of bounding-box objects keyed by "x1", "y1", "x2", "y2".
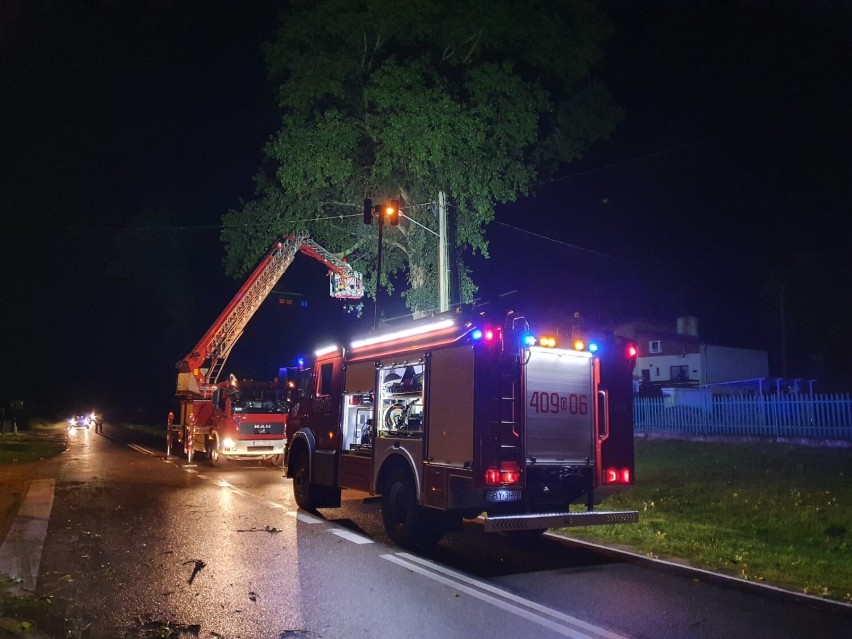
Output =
[{"x1": 525, "y1": 465, "x2": 592, "y2": 511}]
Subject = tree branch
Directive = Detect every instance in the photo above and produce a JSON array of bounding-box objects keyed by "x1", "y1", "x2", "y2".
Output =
[
  {"x1": 462, "y1": 30, "x2": 482, "y2": 64},
  {"x1": 366, "y1": 33, "x2": 383, "y2": 72},
  {"x1": 339, "y1": 236, "x2": 370, "y2": 260},
  {"x1": 442, "y1": 43, "x2": 455, "y2": 62}
]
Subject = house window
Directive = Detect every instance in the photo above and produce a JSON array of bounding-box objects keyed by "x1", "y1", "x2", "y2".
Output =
[
  {"x1": 649, "y1": 340, "x2": 662, "y2": 354},
  {"x1": 670, "y1": 365, "x2": 689, "y2": 382}
]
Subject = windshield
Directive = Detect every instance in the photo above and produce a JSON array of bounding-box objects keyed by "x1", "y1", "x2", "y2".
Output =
[{"x1": 231, "y1": 387, "x2": 288, "y2": 414}]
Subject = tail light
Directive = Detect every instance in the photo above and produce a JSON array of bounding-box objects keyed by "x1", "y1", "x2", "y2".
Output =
[
  {"x1": 604, "y1": 467, "x2": 632, "y2": 484},
  {"x1": 485, "y1": 461, "x2": 521, "y2": 485}
]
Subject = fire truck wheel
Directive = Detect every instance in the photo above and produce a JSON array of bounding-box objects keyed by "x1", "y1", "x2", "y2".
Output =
[
  {"x1": 291, "y1": 452, "x2": 316, "y2": 510},
  {"x1": 382, "y1": 468, "x2": 420, "y2": 548},
  {"x1": 208, "y1": 438, "x2": 226, "y2": 467}
]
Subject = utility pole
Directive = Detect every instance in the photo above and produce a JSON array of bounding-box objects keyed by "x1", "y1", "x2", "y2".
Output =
[{"x1": 438, "y1": 191, "x2": 449, "y2": 313}]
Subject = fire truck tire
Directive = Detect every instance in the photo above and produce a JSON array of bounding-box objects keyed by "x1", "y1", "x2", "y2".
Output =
[
  {"x1": 382, "y1": 468, "x2": 418, "y2": 547},
  {"x1": 383, "y1": 468, "x2": 447, "y2": 548},
  {"x1": 291, "y1": 452, "x2": 317, "y2": 511},
  {"x1": 208, "y1": 438, "x2": 226, "y2": 467}
]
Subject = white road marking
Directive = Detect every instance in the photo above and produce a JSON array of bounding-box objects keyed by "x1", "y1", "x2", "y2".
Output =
[
  {"x1": 0, "y1": 479, "x2": 56, "y2": 593},
  {"x1": 126, "y1": 443, "x2": 159, "y2": 456},
  {"x1": 330, "y1": 529, "x2": 373, "y2": 544},
  {"x1": 383, "y1": 553, "x2": 628, "y2": 639},
  {"x1": 286, "y1": 511, "x2": 325, "y2": 525}
]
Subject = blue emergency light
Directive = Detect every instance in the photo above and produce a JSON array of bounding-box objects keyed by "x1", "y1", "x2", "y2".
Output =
[{"x1": 521, "y1": 333, "x2": 537, "y2": 346}]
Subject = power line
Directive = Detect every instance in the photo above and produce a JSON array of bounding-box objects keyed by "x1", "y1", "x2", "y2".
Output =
[
  {"x1": 57, "y1": 213, "x2": 363, "y2": 233},
  {"x1": 492, "y1": 221, "x2": 627, "y2": 262},
  {"x1": 537, "y1": 140, "x2": 698, "y2": 187}
]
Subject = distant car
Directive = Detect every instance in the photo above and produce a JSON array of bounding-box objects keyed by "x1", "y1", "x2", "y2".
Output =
[{"x1": 68, "y1": 414, "x2": 91, "y2": 429}]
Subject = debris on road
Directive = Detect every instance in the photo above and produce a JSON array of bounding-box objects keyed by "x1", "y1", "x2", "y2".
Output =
[
  {"x1": 236, "y1": 525, "x2": 282, "y2": 534},
  {"x1": 183, "y1": 559, "x2": 206, "y2": 585},
  {"x1": 127, "y1": 615, "x2": 202, "y2": 638}
]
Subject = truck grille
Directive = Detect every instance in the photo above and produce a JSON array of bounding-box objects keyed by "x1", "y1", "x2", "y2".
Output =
[{"x1": 238, "y1": 423, "x2": 285, "y2": 436}]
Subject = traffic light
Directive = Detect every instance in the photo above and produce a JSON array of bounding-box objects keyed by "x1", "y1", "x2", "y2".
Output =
[
  {"x1": 363, "y1": 198, "x2": 373, "y2": 225},
  {"x1": 385, "y1": 200, "x2": 399, "y2": 226}
]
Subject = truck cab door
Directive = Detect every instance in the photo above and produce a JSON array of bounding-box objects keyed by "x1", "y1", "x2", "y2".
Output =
[{"x1": 309, "y1": 353, "x2": 344, "y2": 452}]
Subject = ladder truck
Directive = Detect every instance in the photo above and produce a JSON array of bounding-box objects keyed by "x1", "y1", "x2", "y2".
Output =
[
  {"x1": 285, "y1": 311, "x2": 639, "y2": 547},
  {"x1": 168, "y1": 234, "x2": 363, "y2": 466}
]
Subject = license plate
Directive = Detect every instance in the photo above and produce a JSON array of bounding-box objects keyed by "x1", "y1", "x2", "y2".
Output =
[{"x1": 486, "y1": 489, "x2": 522, "y2": 503}]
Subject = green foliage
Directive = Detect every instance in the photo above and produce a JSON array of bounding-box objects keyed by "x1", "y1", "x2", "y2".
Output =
[
  {"x1": 562, "y1": 440, "x2": 852, "y2": 602},
  {"x1": 223, "y1": 0, "x2": 622, "y2": 312}
]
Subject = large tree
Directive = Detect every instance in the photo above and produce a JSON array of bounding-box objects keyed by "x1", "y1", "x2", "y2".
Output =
[{"x1": 222, "y1": 0, "x2": 621, "y2": 313}]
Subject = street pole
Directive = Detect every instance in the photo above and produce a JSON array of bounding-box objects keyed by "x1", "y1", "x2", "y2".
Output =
[
  {"x1": 373, "y1": 213, "x2": 384, "y2": 330},
  {"x1": 438, "y1": 190, "x2": 449, "y2": 312}
]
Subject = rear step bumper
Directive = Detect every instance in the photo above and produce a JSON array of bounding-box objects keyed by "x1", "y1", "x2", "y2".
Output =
[{"x1": 483, "y1": 510, "x2": 638, "y2": 532}]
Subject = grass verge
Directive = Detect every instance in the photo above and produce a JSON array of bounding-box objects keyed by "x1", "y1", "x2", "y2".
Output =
[
  {"x1": 0, "y1": 424, "x2": 66, "y2": 466},
  {"x1": 557, "y1": 438, "x2": 851, "y2": 603},
  {"x1": 0, "y1": 575, "x2": 70, "y2": 639}
]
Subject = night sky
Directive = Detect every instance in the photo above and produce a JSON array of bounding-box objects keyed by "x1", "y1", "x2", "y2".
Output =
[{"x1": 2, "y1": 2, "x2": 851, "y2": 422}]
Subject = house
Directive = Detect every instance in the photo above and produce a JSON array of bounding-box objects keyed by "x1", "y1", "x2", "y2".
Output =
[{"x1": 614, "y1": 316, "x2": 769, "y2": 391}]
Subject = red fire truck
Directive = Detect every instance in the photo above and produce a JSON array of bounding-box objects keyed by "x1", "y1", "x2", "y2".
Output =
[
  {"x1": 285, "y1": 312, "x2": 639, "y2": 547},
  {"x1": 168, "y1": 234, "x2": 363, "y2": 466}
]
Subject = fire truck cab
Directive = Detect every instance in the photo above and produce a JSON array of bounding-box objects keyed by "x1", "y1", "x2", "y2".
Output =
[
  {"x1": 169, "y1": 377, "x2": 291, "y2": 466},
  {"x1": 286, "y1": 312, "x2": 639, "y2": 548}
]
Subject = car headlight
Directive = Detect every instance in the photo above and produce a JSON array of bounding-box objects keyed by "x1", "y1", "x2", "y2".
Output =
[{"x1": 222, "y1": 437, "x2": 235, "y2": 449}]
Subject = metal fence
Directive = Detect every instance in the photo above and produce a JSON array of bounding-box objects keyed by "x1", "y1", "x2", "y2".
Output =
[{"x1": 634, "y1": 393, "x2": 852, "y2": 440}]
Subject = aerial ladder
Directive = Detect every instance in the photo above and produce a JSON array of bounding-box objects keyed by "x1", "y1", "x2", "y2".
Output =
[
  {"x1": 175, "y1": 233, "x2": 364, "y2": 397},
  {"x1": 168, "y1": 234, "x2": 363, "y2": 464}
]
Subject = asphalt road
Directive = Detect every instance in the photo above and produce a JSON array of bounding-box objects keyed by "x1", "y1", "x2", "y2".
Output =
[{"x1": 5, "y1": 425, "x2": 851, "y2": 638}]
